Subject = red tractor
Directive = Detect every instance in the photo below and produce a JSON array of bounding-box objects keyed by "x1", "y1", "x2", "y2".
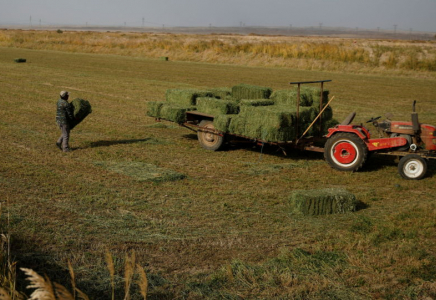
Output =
[{"x1": 324, "y1": 101, "x2": 436, "y2": 179}]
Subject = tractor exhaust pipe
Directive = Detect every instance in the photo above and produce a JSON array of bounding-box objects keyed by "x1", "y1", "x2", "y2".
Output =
[{"x1": 412, "y1": 100, "x2": 420, "y2": 133}]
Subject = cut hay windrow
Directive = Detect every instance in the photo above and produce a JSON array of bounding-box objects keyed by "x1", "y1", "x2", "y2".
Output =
[
  {"x1": 196, "y1": 97, "x2": 239, "y2": 116},
  {"x1": 213, "y1": 114, "x2": 234, "y2": 132},
  {"x1": 232, "y1": 84, "x2": 272, "y2": 100},
  {"x1": 70, "y1": 98, "x2": 92, "y2": 129},
  {"x1": 146, "y1": 101, "x2": 164, "y2": 118},
  {"x1": 289, "y1": 188, "x2": 358, "y2": 216},
  {"x1": 208, "y1": 87, "x2": 232, "y2": 100},
  {"x1": 94, "y1": 161, "x2": 185, "y2": 183},
  {"x1": 239, "y1": 99, "x2": 275, "y2": 107},
  {"x1": 160, "y1": 104, "x2": 196, "y2": 123},
  {"x1": 165, "y1": 89, "x2": 212, "y2": 106}
]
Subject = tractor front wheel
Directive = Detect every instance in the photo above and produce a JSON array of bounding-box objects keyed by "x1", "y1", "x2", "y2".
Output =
[
  {"x1": 197, "y1": 120, "x2": 225, "y2": 151},
  {"x1": 398, "y1": 154, "x2": 427, "y2": 180},
  {"x1": 324, "y1": 133, "x2": 368, "y2": 172}
]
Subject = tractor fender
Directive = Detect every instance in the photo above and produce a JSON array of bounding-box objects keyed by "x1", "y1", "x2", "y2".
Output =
[{"x1": 326, "y1": 125, "x2": 369, "y2": 140}]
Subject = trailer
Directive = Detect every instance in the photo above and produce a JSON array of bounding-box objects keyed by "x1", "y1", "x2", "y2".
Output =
[{"x1": 151, "y1": 80, "x2": 436, "y2": 180}]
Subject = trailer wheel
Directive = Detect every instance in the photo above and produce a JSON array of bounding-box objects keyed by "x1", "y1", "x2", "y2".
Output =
[
  {"x1": 197, "y1": 120, "x2": 225, "y2": 151},
  {"x1": 324, "y1": 133, "x2": 368, "y2": 172},
  {"x1": 398, "y1": 154, "x2": 427, "y2": 180}
]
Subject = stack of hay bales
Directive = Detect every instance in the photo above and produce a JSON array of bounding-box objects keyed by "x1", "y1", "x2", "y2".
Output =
[
  {"x1": 146, "y1": 84, "x2": 338, "y2": 141},
  {"x1": 147, "y1": 89, "x2": 211, "y2": 123},
  {"x1": 289, "y1": 188, "x2": 358, "y2": 215},
  {"x1": 69, "y1": 98, "x2": 92, "y2": 129}
]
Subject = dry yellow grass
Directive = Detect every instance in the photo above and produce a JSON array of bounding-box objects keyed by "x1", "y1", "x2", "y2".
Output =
[{"x1": 0, "y1": 29, "x2": 435, "y2": 76}]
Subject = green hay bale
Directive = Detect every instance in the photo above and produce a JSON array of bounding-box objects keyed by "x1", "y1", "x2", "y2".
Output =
[
  {"x1": 239, "y1": 99, "x2": 275, "y2": 107},
  {"x1": 214, "y1": 114, "x2": 234, "y2": 132},
  {"x1": 270, "y1": 89, "x2": 313, "y2": 106},
  {"x1": 234, "y1": 106, "x2": 313, "y2": 141},
  {"x1": 146, "y1": 101, "x2": 164, "y2": 118},
  {"x1": 307, "y1": 118, "x2": 340, "y2": 137},
  {"x1": 69, "y1": 98, "x2": 92, "y2": 129},
  {"x1": 232, "y1": 84, "x2": 272, "y2": 100},
  {"x1": 270, "y1": 86, "x2": 329, "y2": 108},
  {"x1": 196, "y1": 97, "x2": 239, "y2": 116},
  {"x1": 160, "y1": 103, "x2": 196, "y2": 123},
  {"x1": 289, "y1": 188, "x2": 358, "y2": 216},
  {"x1": 228, "y1": 115, "x2": 246, "y2": 136},
  {"x1": 14, "y1": 58, "x2": 26, "y2": 63},
  {"x1": 94, "y1": 161, "x2": 185, "y2": 183},
  {"x1": 208, "y1": 87, "x2": 232, "y2": 99},
  {"x1": 165, "y1": 89, "x2": 212, "y2": 106}
]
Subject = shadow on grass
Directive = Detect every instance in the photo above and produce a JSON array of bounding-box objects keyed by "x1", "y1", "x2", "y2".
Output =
[{"x1": 77, "y1": 138, "x2": 166, "y2": 149}]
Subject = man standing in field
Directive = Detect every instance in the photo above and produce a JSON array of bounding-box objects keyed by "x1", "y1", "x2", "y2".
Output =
[{"x1": 56, "y1": 91, "x2": 74, "y2": 152}]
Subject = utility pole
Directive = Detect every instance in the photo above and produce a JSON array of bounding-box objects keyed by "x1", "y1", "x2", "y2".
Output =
[
  {"x1": 393, "y1": 24, "x2": 397, "y2": 34},
  {"x1": 39, "y1": 19, "x2": 41, "y2": 27},
  {"x1": 319, "y1": 23, "x2": 323, "y2": 30},
  {"x1": 142, "y1": 17, "x2": 144, "y2": 27},
  {"x1": 29, "y1": 15, "x2": 32, "y2": 27}
]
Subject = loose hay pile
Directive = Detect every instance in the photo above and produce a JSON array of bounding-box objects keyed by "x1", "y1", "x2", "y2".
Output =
[
  {"x1": 289, "y1": 188, "x2": 358, "y2": 216},
  {"x1": 69, "y1": 98, "x2": 92, "y2": 129},
  {"x1": 147, "y1": 84, "x2": 339, "y2": 142},
  {"x1": 94, "y1": 161, "x2": 186, "y2": 182}
]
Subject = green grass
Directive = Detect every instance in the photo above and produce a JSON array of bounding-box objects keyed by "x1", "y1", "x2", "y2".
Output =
[{"x1": 1, "y1": 44, "x2": 436, "y2": 299}]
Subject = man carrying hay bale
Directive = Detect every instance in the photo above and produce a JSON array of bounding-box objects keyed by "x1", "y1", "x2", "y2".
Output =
[{"x1": 55, "y1": 91, "x2": 74, "y2": 152}]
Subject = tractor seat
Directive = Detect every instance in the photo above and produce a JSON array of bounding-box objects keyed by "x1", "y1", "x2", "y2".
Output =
[{"x1": 341, "y1": 112, "x2": 356, "y2": 125}]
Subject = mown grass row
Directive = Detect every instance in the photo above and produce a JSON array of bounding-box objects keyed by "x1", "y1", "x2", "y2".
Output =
[{"x1": 1, "y1": 30, "x2": 435, "y2": 74}]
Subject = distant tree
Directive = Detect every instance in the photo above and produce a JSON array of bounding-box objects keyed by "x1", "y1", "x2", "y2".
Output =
[{"x1": 57, "y1": 29, "x2": 63, "y2": 34}]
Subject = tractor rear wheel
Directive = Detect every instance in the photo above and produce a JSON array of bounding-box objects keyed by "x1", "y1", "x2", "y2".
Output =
[
  {"x1": 197, "y1": 120, "x2": 225, "y2": 151},
  {"x1": 398, "y1": 154, "x2": 427, "y2": 180},
  {"x1": 324, "y1": 133, "x2": 368, "y2": 172}
]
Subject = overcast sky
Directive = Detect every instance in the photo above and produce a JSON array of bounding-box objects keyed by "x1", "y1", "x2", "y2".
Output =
[{"x1": 1, "y1": 0, "x2": 435, "y2": 32}]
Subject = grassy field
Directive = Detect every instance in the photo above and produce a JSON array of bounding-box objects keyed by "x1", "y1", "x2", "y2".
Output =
[{"x1": 1, "y1": 31, "x2": 436, "y2": 299}]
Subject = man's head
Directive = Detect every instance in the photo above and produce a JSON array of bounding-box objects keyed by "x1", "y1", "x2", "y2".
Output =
[{"x1": 60, "y1": 91, "x2": 69, "y2": 100}]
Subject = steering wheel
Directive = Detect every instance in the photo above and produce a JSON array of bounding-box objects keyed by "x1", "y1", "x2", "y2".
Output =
[{"x1": 366, "y1": 116, "x2": 381, "y2": 123}]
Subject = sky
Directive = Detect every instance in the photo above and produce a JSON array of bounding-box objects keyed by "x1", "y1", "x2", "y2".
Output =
[{"x1": 1, "y1": 0, "x2": 435, "y2": 32}]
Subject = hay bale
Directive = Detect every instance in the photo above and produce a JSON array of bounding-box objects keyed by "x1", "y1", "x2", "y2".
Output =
[
  {"x1": 270, "y1": 86, "x2": 329, "y2": 107},
  {"x1": 270, "y1": 89, "x2": 313, "y2": 106},
  {"x1": 232, "y1": 84, "x2": 272, "y2": 100},
  {"x1": 160, "y1": 103, "x2": 196, "y2": 123},
  {"x1": 214, "y1": 114, "x2": 235, "y2": 132},
  {"x1": 228, "y1": 115, "x2": 246, "y2": 136},
  {"x1": 306, "y1": 118, "x2": 339, "y2": 137},
  {"x1": 14, "y1": 58, "x2": 26, "y2": 63},
  {"x1": 239, "y1": 99, "x2": 275, "y2": 107},
  {"x1": 208, "y1": 87, "x2": 232, "y2": 99},
  {"x1": 233, "y1": 106, "x2": 315, "y2": 141},
  {"x1": 289, "y1": 188, "x2": 358, "y2": 216},
  {"x1": 165, "y1": 89, "x2": 212, "y2": 106},
  {"x1": 69, "y1": 98, "x2": 92, "y2": 129},
  {"x1": 146, "y1": 101, "x2": 164, "y2": 118},
  {"x1": 196, "y1": 97, "x2": 239, "y2": 116},
  {"x1": 159, "y1": 56, "x2": 169, "y2": 61}
]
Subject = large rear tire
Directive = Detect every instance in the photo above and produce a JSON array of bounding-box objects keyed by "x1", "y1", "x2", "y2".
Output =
[
  {"x1": 324, "y1": 133, "x2": 368, "y2": 172},
  {"x1": 197, "y1": 120, "x2": 225, "y2": 151},
  {"x1": 398, "y1": 154, "x2": 427, "y2": 180}
]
